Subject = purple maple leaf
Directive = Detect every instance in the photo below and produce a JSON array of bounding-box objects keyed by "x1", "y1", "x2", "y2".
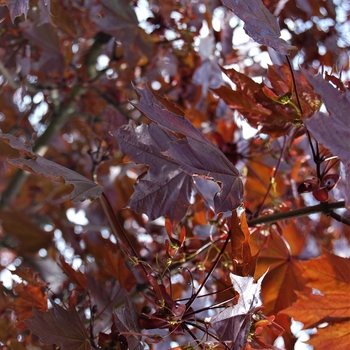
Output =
[
  {"x1": 113, "y1": 86, "x2": 243, "y2": 226},
  {"x1": 0, "y1": 133, "x2": 103, "y2": 203},
  {"x1": 24, "y1": 302, "x2": 91, "y2": 350},
  {"x1": 222, "y1": 0, "x2": 296, "y2": 55},
  {"x1": 5, "y1": 0, "x2": 50, "y2": 23},
  {"x1": 112, "y1": 122, "x2": 192, "y2": 227},
  {"x1": 5, "y1": 0, "x2": 29, "y2": 22}
]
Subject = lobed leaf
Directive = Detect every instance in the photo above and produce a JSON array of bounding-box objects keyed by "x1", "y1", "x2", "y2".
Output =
[
  {"x1": 25, "y1": 303, "x2": 91, "y2": 350},
  {"x1": 300, "y1": 250, "x2": 350, "y2": 293},
  {"x1": 103, "y1": 249, "x2": 138, "y2": 292},
  {"x1": 307, "y1": 320, "x2": 350, "y2": 350},
  {"x1": 114, "y1": 293, "x2": 144, "y2": 350},
  {"x1": 281, "y1": 292, "x2": 350, "y2": 329},
  {"x1": 250, "y1": 229, "x2": 308, "y2": 315},
  {"x1": 280, "y1": 251, "x2": 350, "y2": 348},
  {"x1": 12, "y1": 283, "x2": 48, "y2": 330},
  {"x1": 214, "y1": 64, "x2": 319, "y2": 137},
  {"x1": 114, "y1": 86, "x2": 243, "y2": 225},
  {"x1": 112, "y1": 122, "x2": 193, "y2": 227},
  {"x1": 4, "y1": 0, "x2": 29, "y2": 23},
  {"x1": 58, "y1": 256, "x2": 88, "y2": 292},
  {"x1": 0, "y1": 133, "x2": 103, "y2": 203},
  {"x1": 133, "y1": 86, "x2": 243, "y2": 210},
  {"x1": 222, "y1": 0, "x2": 296, "y2": 55}
]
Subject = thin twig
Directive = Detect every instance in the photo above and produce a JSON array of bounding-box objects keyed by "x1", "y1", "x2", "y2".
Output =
[
  {"x1": 186, "y1": 233, "x2": 231, "y2": 311},
  {"x1": 182, "y1": 324, "x2": 204, "y2": 349}
]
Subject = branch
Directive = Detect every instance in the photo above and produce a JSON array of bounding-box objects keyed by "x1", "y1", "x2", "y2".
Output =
[
  {"x1": 247, "y1": 201, "x2": 347, "y2": 226},
  {"x1": 328, "y1": 210, "x2": 350, "y2": 226}
]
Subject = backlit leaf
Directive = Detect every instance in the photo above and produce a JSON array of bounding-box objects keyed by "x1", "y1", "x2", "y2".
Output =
[
  {"x1": 250, "y1": 229, "x2": 308, "y2": 315},
  {"x1": 11, "y1": 267, "x2": 47, "y2": 287},
  {"x1": 301, "y1": 250, "x2": 350, "y2": 293},
  {"x1": 281, "y1": 291, "x2": 350, "y2": 329},
  {"x1": 307, "y1": 321, "x2": 350, "y2": 350},
  {"x1": 12, "y1": 283, "x2": 48, "y2": 330},
  {"x1": 280, "y1": 251, "x2": 350, "y2": 349}
]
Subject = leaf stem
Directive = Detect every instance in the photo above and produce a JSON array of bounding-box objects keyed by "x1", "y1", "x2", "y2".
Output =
[{"x1": 286, "y1": 55, "x2": 302, "y2": 114}]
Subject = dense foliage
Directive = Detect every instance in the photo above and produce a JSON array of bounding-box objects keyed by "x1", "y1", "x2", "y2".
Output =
[{"x1": 0, "y1": 0, "x2": 349, "y2": 349}]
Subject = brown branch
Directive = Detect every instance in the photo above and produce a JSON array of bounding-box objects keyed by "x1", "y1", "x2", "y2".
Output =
[
  {"x1": 328, "y1": 210, "x2": 350, "y2": 226},
  {"x1": 248, "y1": 201, "x2": 347, "y2": 226}
]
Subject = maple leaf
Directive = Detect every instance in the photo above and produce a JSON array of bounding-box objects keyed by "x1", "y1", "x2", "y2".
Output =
[
  {"x1": 303, "y1": 72, "x2": 350, "y2": 206},
  {"x1": 22, "y1": 20, "x2": 64, "y2": 75},
  {"x1": 250, "y1": 229, "x2": 308, "y2": 315},
  {"x1": 114, "y1": 85, "x2": 243, "y2": 225},
  {"x1": 112, "y1": 122, "x2": 192, "y2": 227},
  {"x1": 24, "y1": 302, "x2": 91, "y2": 350},
  {"x1": 0, "y1": 133, "x2": 103, "y2": 203},
  {"x1": 59, "y1": 256, "x2": 88, "y2": 292},
  {"x1": 0, "y1": 210, "x2": 53, "y2": 254},
  {"x1": 212, "y1": 68, "x2": 292, "y2": 137},
  {"x1": 11, "y1": 282, "x2": 48, "y2": 330},
  {"x1": 208, "y1": 270, "x2": 268, "y2": 350},
  {"x1": 114, "y1": 293, "x2": 144, "y2": 350},
  {"x1": 221, "y1": 0, "x2": 296, "y2": 55},
  {"x1": 306, "y1": 321, "x2": 350, "y2": 350},
  {"x1": 4, "y1": 0, "x2": 29, "y2": 22},
  {"x1": 91, "y1": 0, "x2": 154, "y2": 67},
  {"x1": 103, "y1": 248, "x2": 137, "y2": 292},
  {"x1": 280, "y1": 251, "x2": 350, "y2": 350},
  {"x1": 230, "y1": 211, "x2": 258, "y2": 277},
  {"x1": 213, "y1": 65, "x2": 316, "y2": 137},
  {"x1": 11, "y1": 266, "x2": 47, "y2": 287}
]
